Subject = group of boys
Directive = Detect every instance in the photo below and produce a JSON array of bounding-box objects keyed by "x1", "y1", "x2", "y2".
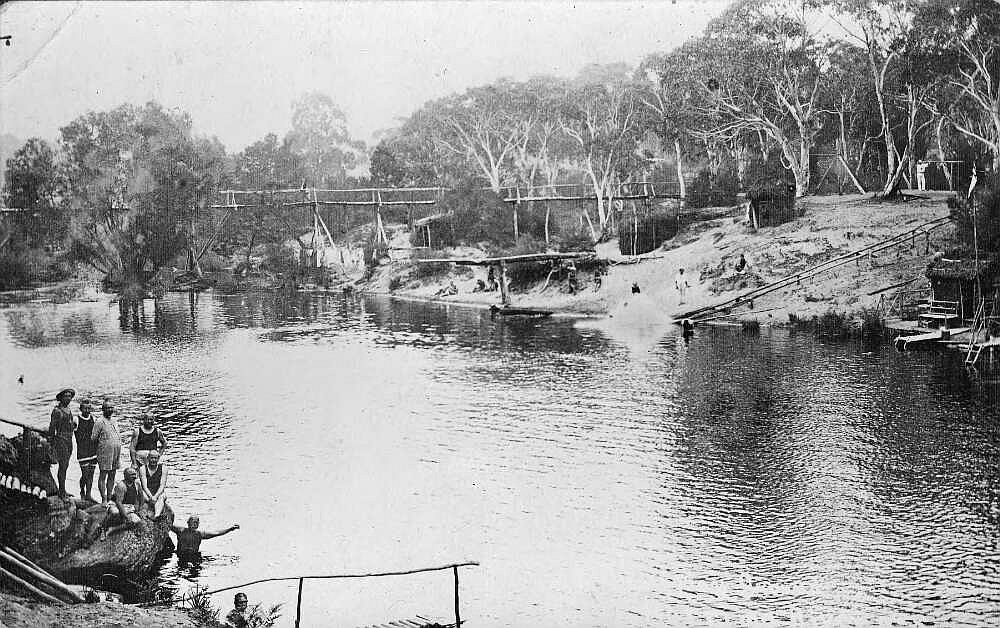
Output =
[{"x1": 48, "y1": 388, "x2": 238, "y2": 548}]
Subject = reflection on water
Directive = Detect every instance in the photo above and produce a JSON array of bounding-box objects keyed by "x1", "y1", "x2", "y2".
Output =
[{"x1": 1, "y1": 291, "x2": 999, "y2": 627}]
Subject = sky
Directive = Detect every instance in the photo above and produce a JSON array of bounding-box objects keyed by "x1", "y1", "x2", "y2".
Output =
[{"x1": 0, "y1": 1, "x2": 730, "y2": 154}]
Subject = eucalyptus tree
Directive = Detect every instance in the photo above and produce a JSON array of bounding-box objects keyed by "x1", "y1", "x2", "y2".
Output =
[
  {"x1": 914, "y1": 0, "x2": 1000, "y2": 170},
  {"x1": 1, "y1": 138, "x2": 69, "y2": 250},
  {"x1": 284, "y1": 92, "x2": 366, "y2": 188},
  {"x1": 693, "y1": 0, "x2": 830, "y2": 197},
  {"x1": 558, "y1": 78, "x2": 643, "y2": 238}
]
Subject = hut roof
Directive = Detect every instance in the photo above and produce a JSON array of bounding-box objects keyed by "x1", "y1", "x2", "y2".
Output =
[{"x1": 925, "y1": 255, "x2": 999, "y2": 280}]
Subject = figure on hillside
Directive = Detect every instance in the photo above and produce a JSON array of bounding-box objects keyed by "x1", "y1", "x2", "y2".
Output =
[
  {"x1": 472, "y1": 279, "x2": 487, "y2": 292},
  {"x1": 139, "y1": 450, "x2": 168, "y2": 518},
  {"x1": 130, "y1": 413, "x2": 168, "y2": 468},
  {"x1": 48, "y1": 388, "x2": 76, "y2": 499},
  {"x1": 171, "y1": 515, "x2": 240, "y2": 558},
  {"x1": 674, "y1": 267, "x2": 690, "y2": 304},
  {"x1": 566, "y1": 263, "x2": 580, "y2": 294},
  {"x1": 435, "y1": 281, "x2": 458, "y2": 297},
  {"x1": 99, "y1": 467, "x2": 142, "y2": 540},
  {"x1": 594, "y1": 270, "x2": 603, "y2": 290},
  {"x1": 226, "y1": 592, "x2": 250, "y2": 628},
  {"x1": 916, "y1": 160, "x2": 929, "y2": 191},
  {"x1": 486, "y1": 266, "x2": 498, "y2": 292},
  {"x1": 735, "y1": 253, "x2": 748, "y2": 273},
  {"x1": 75, "y1": 398, "x2": 98, "y2": 502},
  {"x1": 92, "y1": 400, "x2": 123, "y2": 507}
]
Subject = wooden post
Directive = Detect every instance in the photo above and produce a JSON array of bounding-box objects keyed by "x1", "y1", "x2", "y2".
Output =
[
  {"x1": 513, "y1": 188, "x2": 520, "y2": 241},
  {"x1": 453, "y1": 565, "x2": 461, "y2": 628},
  {"x1": 294, "y1": 577, "x2": 304, "y2": 628},
  {"x1": 499, "y1": 263, "x2": 510, "y2": 305}
]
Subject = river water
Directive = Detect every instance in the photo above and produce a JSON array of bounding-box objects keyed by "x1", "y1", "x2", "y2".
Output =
[{"x1": 1, "y1": 290, "x2": 998, "y2": 627}]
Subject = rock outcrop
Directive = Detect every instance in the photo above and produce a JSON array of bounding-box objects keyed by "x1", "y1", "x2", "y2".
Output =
[{"x1": 0, "y1": 433, "x2": 173, "y2": 585}]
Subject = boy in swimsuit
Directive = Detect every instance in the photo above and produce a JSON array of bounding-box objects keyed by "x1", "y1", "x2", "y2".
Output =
[
  {"x1": 130, "y1": 413, "x2": 168, "y2": 468},
  {"x1": 171, "y1": 516, "x2": 240, "y2": 557},
  {"x1": 139, "y1": 450, "x2": 168, "y2": 518},
  {"x1": 75, "y1": 399, "x2": 98, "y2": 502},
  {"x1": 99, "y1": 467, "x2": 143, "y2": 539}
]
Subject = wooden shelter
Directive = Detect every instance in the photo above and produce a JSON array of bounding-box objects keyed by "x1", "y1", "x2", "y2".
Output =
[{"x1": 925, "y1": 255, "x2": 999, "y2": 321}]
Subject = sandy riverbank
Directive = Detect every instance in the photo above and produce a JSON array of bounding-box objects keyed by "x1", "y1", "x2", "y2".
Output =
[{"x1": 362, "y1": 192, "x2": 957, "y2": 326}]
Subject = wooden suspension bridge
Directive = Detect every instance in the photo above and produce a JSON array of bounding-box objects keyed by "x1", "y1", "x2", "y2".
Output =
[{"x1": 204, "y1": 181, "x2": 683, "y2": 266}]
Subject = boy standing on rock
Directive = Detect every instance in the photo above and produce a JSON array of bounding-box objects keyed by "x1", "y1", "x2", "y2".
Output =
[
  {"x1": 48, "y1": 388, "x2": 76, "y2": 499},
  {"x1": 92, "y1": 401, "x2": 123, "y2": 507},
  {"x1": 74, "y1": 398, "x2": 98, "y2": 502}
]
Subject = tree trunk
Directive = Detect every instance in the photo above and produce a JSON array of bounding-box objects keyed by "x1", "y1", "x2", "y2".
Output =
[{"x1": 674, "y1": 138, "x2": 686, "y2": 198}]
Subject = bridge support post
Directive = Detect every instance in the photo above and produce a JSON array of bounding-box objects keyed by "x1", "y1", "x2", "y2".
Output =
[{"x1": 453, "y1": 565, "x2": 461, "y2": 628}]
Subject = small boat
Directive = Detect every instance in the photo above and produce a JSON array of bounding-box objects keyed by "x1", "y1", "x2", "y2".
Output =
[{"x1": 489, "y1": 305, "x2": 553, "y2": 318}]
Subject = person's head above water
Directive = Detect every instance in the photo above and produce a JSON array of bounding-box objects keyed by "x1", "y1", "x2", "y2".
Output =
[
  {"x1": 187, "y1": 515, "x2": 200, "y2": 530},
  {"x1": 234, "y1": 592, "x2": 248, "y2": 609}
]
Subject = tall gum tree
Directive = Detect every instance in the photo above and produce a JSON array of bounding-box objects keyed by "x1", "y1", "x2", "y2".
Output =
[
  {"x1": 915, "y1": 0, "x2": 1000, "y2": 170},
  {"x1": 695, "y1": 0, "x2": 829, "y2": 197}
]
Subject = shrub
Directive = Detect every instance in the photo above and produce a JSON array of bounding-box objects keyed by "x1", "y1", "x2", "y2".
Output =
[
  {"x1": 410, "y1": 248, "x2": 452, "y2": 279},
  {"x1": 556, "y1": 231, "x2": 596, "y2": 253},
  {"x1": 747, "y1": 178, "x2": 797, "y2": 226},
  {"x1": 687, "y1": 167, "x2": 740, "y2": 209},
  {"x1": 0, "y1": 246, "x2": 72, "y2": 290},
  {"x1": 814, "y1": 310, "x2": 854, "y2": 339},
  {"x1": 388, "y1": 276, "x2": 404, "y2": 291},
  {"x1": 950, "y1": 182, "x2": 1000, "y2": 252},
  {"x1": 741, "y1": 319, "x2": 761, "y2": 334},
  {"x1": 859, "y1": 307, "x2": 887, "y2": 340}
]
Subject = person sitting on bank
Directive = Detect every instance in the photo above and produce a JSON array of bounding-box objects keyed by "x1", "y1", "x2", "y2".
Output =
[
  {"x1": 48, "y1": 388, "x2": 76, "y2": 499},
  {"x1": 171, "y1": 515, "x2": 240, "y2": 557},
  {"x1": 130, "y1": 413, "x2": 167, "y2": 468},
  {"x1": 92, "y1": 400, "x2": 123, "y2": 507},
  {"x1": 100, "y1": 467, "x2": 142, "y2": 540},
  {"x1": 139, "y1": 449, "x2": 168, "y2": 518},
  {"x1": 226, "y1": 592, "x2": 250, "y2": 628},
  {"x1": 75, "y1": 398, "x2": 98, "y2": 502},
  {"x1": 735, "y1": 253, "x2": 748, "y2": 273}
]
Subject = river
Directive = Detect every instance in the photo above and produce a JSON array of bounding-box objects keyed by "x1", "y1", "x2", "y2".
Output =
[{"x1": 1, "y1": 290, "x2": 998, "y2": 627}]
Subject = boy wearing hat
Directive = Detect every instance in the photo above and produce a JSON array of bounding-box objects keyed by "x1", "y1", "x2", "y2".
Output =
[
  {"x1": 75, "y1": 398, "x2": 98, "y2": 502},
  {"x1": 91, "y1": 401, "x2": 123, "y2": 507},
  {"x1": 48, "y1": 388, "x2": 76, "y2": 499}
]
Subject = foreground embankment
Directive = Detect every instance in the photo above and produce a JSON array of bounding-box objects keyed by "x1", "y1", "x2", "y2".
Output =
[
  {"x1": 361, "y1": 193, "x2": 955, "y2": 327},
  {"x1": 0, "y1": 590, "x2": 199, "y2": 627}
]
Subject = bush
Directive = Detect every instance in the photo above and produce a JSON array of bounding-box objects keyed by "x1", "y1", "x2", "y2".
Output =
[
  {"x1": 859, "y1": 307, "x2": 887, "y2": 340},
  {"x1": 687, "y1": 168, "x2": 740, "y2": 209},
  {"x1": 0, "y1": 246, "x2": 72, "y2": 290},
  {"x1": 747, "y1": 178, "x2": 797, "y2": 226},
  {"x1": 950, "y1": 182, "x2": 1000, "y2": 251},
  {"x1": 556, "y1": 231, "x2": 596, "y2": 253},
  {"x1": 388, "y1": 276, "x2": 404, "y2": 291}
]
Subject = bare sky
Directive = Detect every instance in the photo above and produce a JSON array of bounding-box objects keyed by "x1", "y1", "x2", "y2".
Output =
[{"x1": 0, "y1": 1, "x2": 728, "y2": 153}]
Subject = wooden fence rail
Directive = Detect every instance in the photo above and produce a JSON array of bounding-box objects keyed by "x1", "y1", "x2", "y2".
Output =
[{"x1": 141, "y1": 561, "x2": 479, "y2": 628}]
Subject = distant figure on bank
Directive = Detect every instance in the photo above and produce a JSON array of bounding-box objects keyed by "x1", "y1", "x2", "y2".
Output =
[
  {"x1": 171, "y1": 516, "x2": 240, "y2": 557},
  {"x1": 75, "y1": 398, "x2": 98, "y2": 502},
  {"x1": 631, "y1": 282, "x2": 641, "y2": 294},
  {"x1": 140, "y1": 450, "x2": 168, "y2": 518},
  {"x1": 92, "y1": 401, "x2": 123, "y2": 506},
  {"x1": 594, "y1": 270, "x2": 603, "y2": 290},
  {"x1": 736, "y1": 253, "x2": 747, "y2": 273},
  {"x1": 100, "y1": 467, "x2": 142, "y2": 540},
  {"x1": 226, "y1": 592, "x2": 249, "y2": 628},
  {"x1": 49, "y1": 388, "x2": 76, "y2": 499},
  {"x1": 674, "y1": 267, "x2": 690, "y2": 303},
  {"x1": 486, "y1": 266, "x2": 498, "y2": 292},
  {"x1": 916, "y1": 160, "x2": 929, "y2": 191},
  {"x1": 130, "y1": 413, "x2": 167, "y2": 468}
]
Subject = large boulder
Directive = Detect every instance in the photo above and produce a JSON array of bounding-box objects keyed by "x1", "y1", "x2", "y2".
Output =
[{"x1": 3, "y1": 491, "x2": 174, "y2": 585}]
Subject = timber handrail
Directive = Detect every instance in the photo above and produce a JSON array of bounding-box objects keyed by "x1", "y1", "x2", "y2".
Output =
[
  {"x1": 677, "y1": 215, "x2": 951, "y2": 321},
  {"x1": 0, "y1": 417, "x2": 47, "y2": 434},
  {"x1": 142, "y1": 560, "x2": 480, "y2": 628}
]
